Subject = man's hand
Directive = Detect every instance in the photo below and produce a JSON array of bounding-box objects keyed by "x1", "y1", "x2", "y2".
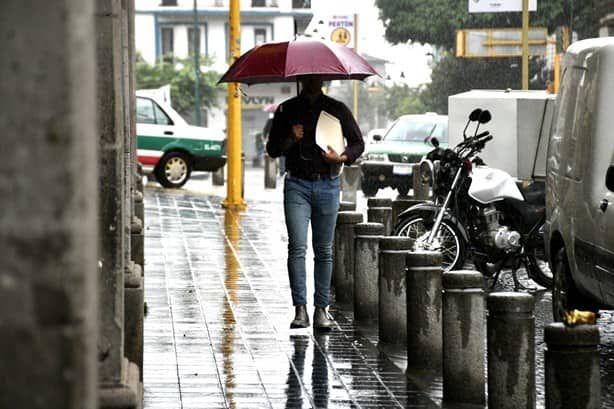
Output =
[
  {"x1": 291, "y1": 124, "x2": 304, "y2": 141},
  {"x1": 322, "y1": 145, "x2": 347, "y2": 164}
]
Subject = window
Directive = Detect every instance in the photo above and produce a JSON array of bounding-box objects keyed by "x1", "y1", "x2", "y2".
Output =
[
  {"x1": 136, "y1": 97, "x2": 155, "y2": 124},
  {"x1": 254, "y1": 28, "x2": 266, "y2": 46},
  {"x1": 252, "y1": 0, "x2": 266, "y2": 6},
  {"x1": 161, "y1": 0, "x2": 177, "y2": 5},
  {"x1": 292, "y1": 0, "x2": 311, "y2": 8},
  {"x1": 136, "y1": 97, "x2": 172, "y2": 126},
  {"x1": 161, "y1": 27, "x2": 174, "y2": 63},
  {"x1": 188, "y1": 27, "x2": 201, "y2": 55}
]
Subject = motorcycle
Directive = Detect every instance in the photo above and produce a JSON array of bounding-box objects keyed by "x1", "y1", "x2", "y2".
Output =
[{"x1": 392, "y1": 109, "x2": 552, "y2": 289}]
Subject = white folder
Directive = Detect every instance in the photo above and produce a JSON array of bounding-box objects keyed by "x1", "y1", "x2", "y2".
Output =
[{"x1": 315, "y1": 111, "x2": 345, "y2": 155}]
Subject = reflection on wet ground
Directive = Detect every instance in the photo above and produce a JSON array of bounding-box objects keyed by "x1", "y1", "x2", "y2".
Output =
[
  {"x1": 143, "y1": 186, "x2": 438, "y2": 408},
  {"x1": 143, "y1": 167, "x2": 614, "y2": 409}
]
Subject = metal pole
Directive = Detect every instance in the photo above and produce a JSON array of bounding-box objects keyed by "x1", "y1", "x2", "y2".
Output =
[
  {"x1": 223, "y1": 0, "x2": 246, "y2": 209},
  {"x1": 193, "y1": 0, "x2": 201, "y2": 126},
  {"x1": 353, "y1": 13, "x2": 358, "y2": 120},
  {"x1": 522, "y1": 0, "x2": 529, "y2": 90}
]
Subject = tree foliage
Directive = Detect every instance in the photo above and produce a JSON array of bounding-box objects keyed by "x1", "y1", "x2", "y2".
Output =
[
  {"x1": 384, "y1": 84, "x2": 426, "y2": 118},
  {"x1": 374, "y1": 0, "x2": 598, "y2": 114},
  {"x1": 136, "y1": 55, "x2": 223, "y2": 119},
  {"x1": 375, "y1": 0, "x2": 599, "y2": 50}
]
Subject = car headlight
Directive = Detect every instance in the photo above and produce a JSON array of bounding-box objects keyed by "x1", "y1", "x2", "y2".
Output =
[
  {"x1": 419, "y1": 160, "x2": 435, "y2": 186},
  {"x1": 366, "y1": 153, "x2": 387, "y2": 161}
]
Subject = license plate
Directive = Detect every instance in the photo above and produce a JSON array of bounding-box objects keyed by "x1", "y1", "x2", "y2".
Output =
[{"x1": 392, "y1": 165, "x2": 412, "y2": 175}]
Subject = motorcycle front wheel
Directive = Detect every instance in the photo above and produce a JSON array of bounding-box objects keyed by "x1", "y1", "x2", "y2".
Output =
[{"x1": 393, "y1": 214, "x2": 466, "y2": 272}]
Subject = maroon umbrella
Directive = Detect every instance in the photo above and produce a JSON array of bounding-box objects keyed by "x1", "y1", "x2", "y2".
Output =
[{"x1": 218, "y1": 39, "x2": 378, "y2": 85}]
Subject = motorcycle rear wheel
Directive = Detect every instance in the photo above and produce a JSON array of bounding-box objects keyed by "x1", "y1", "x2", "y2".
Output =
[
  {"x1": 524, "y1": 254, "x2": 553, "y2": 288},
  {"x1": 393, "y1": 214, "x2": 466, "y2": 272}
]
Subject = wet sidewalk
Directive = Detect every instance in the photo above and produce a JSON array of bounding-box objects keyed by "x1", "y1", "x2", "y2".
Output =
[{"x1": 142, "y1": 180, "x2": 440, "y2": 408}]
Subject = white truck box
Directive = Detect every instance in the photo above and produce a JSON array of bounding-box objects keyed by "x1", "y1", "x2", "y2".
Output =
[{"x1": 448, "y1": 90, "x2": 555, "y2": 180}]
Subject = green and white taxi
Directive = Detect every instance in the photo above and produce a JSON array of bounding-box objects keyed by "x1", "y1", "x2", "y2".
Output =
[
  {"x1": 137, "y1": 91, "x2": 226, "y2": 188},
  {"x1": 360, "y1": 113, "x2": 448, "y2": 196}
]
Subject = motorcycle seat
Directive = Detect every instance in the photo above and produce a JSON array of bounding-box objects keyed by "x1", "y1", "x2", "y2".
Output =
[
  {"x1": 517, "y1": 180, "x2": 545, "y2": 205},
  {"x1": 505, "y1": 198, "x2": 545, "y2": 232}
]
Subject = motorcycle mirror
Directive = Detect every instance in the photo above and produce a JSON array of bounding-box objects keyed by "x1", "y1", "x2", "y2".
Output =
[
  {"x1": 478, "y1": 110, "x2": 492, "y2": 124},
  {"x1": 469, "y1": 109, "x2": 483, "y2": 121},
  {"x1": 430, "y1": 137, "x2": 440, "y2": 148}
]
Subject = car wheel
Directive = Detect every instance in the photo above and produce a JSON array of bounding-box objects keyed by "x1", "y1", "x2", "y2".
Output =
[
  {"x1": 155, "y1": 151, "x2": 192, "y2": 188},
  {"x1": 361, "y1": 180, "x2": 379, "y2": 197},
  {"x1": 552, "y1": 247, "x2": 597, "y2": 322}
]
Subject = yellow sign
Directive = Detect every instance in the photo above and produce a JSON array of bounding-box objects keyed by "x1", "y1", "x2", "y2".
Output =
[
  {"x1": 331, "y1": 27, "x2": 351, "y2": 46},
  {"x1": 456, "y1": 28, "x2": 547, "y2": 58}
]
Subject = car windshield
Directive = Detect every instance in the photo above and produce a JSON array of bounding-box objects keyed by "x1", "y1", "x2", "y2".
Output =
[{"x1": 385, "y1": 117, "x2": 447, "y2": 143}]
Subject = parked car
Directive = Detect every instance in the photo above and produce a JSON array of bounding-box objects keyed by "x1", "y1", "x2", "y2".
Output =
[
  {"x1": 545, "y1": 37, "x2": 614, "y2": 321},
  {"x1": 360, "y1": 113, "x2": 448, "y2": 196},
  {"x1": 136, "y1": 91, "x2": 226, "y2": 188}
]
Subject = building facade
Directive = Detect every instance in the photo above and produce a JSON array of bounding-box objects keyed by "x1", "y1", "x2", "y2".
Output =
[{"x1": 135, "y1": 0, "x2": 313, "y2": 161}]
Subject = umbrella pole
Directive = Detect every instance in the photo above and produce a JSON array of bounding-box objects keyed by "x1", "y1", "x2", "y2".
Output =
[{"x1": 296, "y1": 78, "x2": 300, "y2": 95}]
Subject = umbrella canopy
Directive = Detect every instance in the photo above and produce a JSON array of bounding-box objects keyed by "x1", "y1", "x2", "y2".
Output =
[{"x1": 218, "y1": 39, "x2": 379, "y2": 85}]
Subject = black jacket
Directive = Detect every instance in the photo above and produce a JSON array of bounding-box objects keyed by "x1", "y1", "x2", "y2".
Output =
[{"x1": 266, "y1": 92, "x2": 364, "y2": 177}]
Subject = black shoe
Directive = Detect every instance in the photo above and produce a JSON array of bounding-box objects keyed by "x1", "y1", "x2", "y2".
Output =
[
  {"x1": 313, "y1": 307, "x2": 333, "y2": 331},
  {"x1": 290, "y1": 305, "x2": 309, "y2": 328}
]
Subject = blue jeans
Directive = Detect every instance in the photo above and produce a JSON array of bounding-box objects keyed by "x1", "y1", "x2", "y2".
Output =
[{"x1": 284, "y1": 175, "x2": 340, "y2": 308}]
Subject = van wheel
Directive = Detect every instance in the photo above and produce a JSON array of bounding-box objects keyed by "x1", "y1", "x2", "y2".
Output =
[
  {"x1": 552, "y1": 248, "x2": 598, "y2": 322},
  {"x1": 155, "y1": 151, "x2": 191, "y2": 188}
]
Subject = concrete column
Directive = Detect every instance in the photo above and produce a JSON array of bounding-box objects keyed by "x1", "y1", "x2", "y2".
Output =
[
  {"x1": 264, "y1": 154, "x2": 277, "y2": 189},
  {"x1": 333, "y1": 211, "x2": 363, "y2": 305},
  {"x1": 412, "y1": 163, "x2": 430, "y2": 200},
  {"x1": 97, "y1": 0, "x2": 126, "y2": 384},
  {"x1": 341, "y1": 165, "x2": 361, "y2": 204},
  {"x1": 353, "y1": 223, "x2": 385, "y2": 322},
  {"x1": 0, "y1": 0, "x2": 98, "y2": 407},
  {"x1": 124, "y1": 263, "x2": 144, "y2": 381},
  {"x1": 487, "y1": 292, "x2": 535, "y2": 409},
  {"x1": 406, "y1": 251, "x2": 442, "y2": 374},
  {"x1": 545, "y1": 323, "x2": 601, "y2": 409},
  {"x1": 391, "y1": 198, "x2": 426, "y2": 227},
  {"x1": 367, "y1": 198, "x2": 393, "y2": 236},
  {"x1": 378, "y1": 237, "x2": 413, "y2": 344},
  {"x1": 442, "y1": 271, "x2": 485, "y2": 406}
]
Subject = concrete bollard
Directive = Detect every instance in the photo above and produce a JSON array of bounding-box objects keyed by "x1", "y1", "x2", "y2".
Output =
[
  {"x1": 487, "y1": 292, "x2": 535, "y2": 409},
  {"x1": 353, "y1": 222, "x2": 385, "y2": 322},
  {"x1": 333, "y1": 211, "x2": 363, "y2": 306},
  {"x1": 212, "y1": 165, "x2": 225, "y2": 186},
  {"x1": 339, "y1": 201, "x2": 356, "y2": 212},
  {"x1": 412, "y1": 163, "x2": 430, "y2": 200},
  {"x1": 545, "y1": 323, "x2": 601, "y2": 409},
  {"x1": 406, "y1": 251, "x2": 443, "y2": 373},
  {"x1": 264, "y1": 153, "x2": 277, "y2": 189},
  {"x1": 367, "y1": 198, "x2": 393, "y2": 236},
  {"x1": 341, "y1": 165, "x2": 361, "y2": 204},
  {"x1": 378, "y1": 237, "x2": 413, "y2": 344},
  {"x1": 131, "y1": 216, "x2": 144, "y2": 269},
  {"x1": 391, "y1": 198, "x2": 427, "y2": 227},
  {"x1": 442, "y1": 271, "x2": 485, "y2": 406}
]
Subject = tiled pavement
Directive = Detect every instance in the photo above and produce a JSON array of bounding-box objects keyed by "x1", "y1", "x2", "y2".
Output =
[{"x1": 142, "y1": 180, "x2": 441, "y2": 409}]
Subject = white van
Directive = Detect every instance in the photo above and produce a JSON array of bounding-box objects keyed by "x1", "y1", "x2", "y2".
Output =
[
  {"x1": 545, "y1": 37, "x2": 614, "y2": 321},
  {"x1": 136, "y1": 91, "x2": 226, "y2": 188}
]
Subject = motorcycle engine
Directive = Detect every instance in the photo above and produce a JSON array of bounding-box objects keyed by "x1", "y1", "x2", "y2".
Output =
[{"x1": 478, "y1": 206, "x2": 521, "y2": 250}]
